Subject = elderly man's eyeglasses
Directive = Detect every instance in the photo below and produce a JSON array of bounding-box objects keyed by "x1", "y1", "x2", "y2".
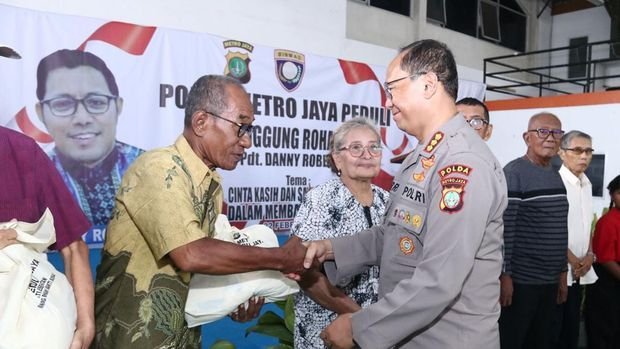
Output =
[
  {"x1": 41, "y1": 93, "x2": 117, "y2": 117},
  {"x1": 339, "y1": 143, "x2": 382, "y2": 158},
  {"x1": 562, "y1": 147, "x2": 594, "y2": 155},
  {"x1": 527, "y1": 128, "x2": 565, "y2": 139},
  {"x1": 205, "y1": 111, "x2": 254, "y2": 138},
  {"x1": 383, "y1": 72, "x2": 427, "y2": 100},
  {"x1": 466, "y1": 117, "x2": 489, "y2": 130}
]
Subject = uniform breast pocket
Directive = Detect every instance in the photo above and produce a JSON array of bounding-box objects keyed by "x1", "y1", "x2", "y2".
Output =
[
  {"x1": 0, "y1": 198, "x2": 39, "y2": 223},
  {"x1": 386, "y1": 252, "x2": 419, "y2": 282},
  {"x1": 381, "y1": 231, "x2": 422, "y2": 282}
]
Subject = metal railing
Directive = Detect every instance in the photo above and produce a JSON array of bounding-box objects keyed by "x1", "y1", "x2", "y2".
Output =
[{"x1": 484, "y1": 39, "x2": 620, "y2": 98}]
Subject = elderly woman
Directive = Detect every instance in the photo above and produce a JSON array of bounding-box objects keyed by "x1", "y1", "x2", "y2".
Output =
[{"x1": 291, "y1": 117, "x2": 389, "y2": 348}]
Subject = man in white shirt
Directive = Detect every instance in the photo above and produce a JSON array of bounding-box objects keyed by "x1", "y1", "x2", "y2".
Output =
[{"x1": 554, "y1": 130, "x2": 598, "y2": 349}]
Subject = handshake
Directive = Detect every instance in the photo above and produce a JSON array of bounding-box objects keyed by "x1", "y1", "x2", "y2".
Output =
[{"x1": 279, "y1": 236, "x2": 334, "y2": 279}]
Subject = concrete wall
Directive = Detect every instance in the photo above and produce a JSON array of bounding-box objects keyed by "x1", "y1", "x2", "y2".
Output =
[
  {"x1": 0, "y1": 0, "x2": 556, "y2": 101},
  {"x1": 550, "y1": 6, "x2": 615, "y2": 93}
]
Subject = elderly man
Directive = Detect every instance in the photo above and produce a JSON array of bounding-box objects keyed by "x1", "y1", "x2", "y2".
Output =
[
  {"x1": 456, "y1": 97, "x2": 493, "y2": 140},
  {"x1": 303, "y1": 39, "x2": 507, "y2": 349},
  {"x1": 553, "y1": 130, "x2": 597, "y2": 349},
  {"x1": 35, "y1": 49, "x2": 143, "y2": 230},
  {"x1": 499, "y1": 112, "x2": 569, "y2": 349},
  {"x1": 93, "y1": 75, "x2": 306, "y2": 349},
  {"x1": 0, "y1": 45, "x2": 94, "y2": 348}
]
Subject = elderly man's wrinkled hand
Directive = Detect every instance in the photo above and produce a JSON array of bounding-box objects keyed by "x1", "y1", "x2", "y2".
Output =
[
  {"x1": 280, "y1": 235, "x2": 307, "y2": 276},
  {"x1": 0, "y1": 228, "x2": 17, "y2": 249}
]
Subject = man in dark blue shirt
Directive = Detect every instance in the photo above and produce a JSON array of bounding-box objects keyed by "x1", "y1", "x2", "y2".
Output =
[{"x1": 500, "y1": 112, "x2": 569, "y2": 349}]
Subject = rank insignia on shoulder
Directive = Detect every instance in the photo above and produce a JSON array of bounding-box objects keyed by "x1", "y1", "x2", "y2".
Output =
[
  {"x1": 399, "y1": 236, "x2": 415, "y2": 255},
  {"x1": 424, "y1": 132, "x2": 444, "y2": 153}
]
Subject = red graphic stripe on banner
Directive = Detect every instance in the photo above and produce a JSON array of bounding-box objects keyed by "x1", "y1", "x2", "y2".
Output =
[
  {"x1": 380, "y1": 127, "x2": 408, "y2": 156},
  {"x1": 338, "y1": 59, "x2": 387, "y2": 106},
  {"x1": 15, "y1": 107, "x2": 53, "y2": 143},
  {"x1": 338, "y1": 59, "x2": 410, "y2": 156},
  {"x1": 77, "y1": 22, "x2": 156, "y2": 55}
]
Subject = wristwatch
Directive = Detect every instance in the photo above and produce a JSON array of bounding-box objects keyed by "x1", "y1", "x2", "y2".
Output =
[{"x1": 587, "y1": 251, "x2": 597, "y2": 263}]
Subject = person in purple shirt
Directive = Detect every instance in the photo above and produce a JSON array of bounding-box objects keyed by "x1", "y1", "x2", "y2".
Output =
[{"x1": 0, "y1": 45, "x2": 95, "y2": 349}]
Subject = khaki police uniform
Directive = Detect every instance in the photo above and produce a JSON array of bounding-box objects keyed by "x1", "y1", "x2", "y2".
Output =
[{"x1": 325, "y1": 115, "x2": 507, "y2": 348}]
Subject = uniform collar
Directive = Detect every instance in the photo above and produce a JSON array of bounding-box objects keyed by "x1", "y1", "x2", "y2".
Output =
[
  {"x1": 400, "y1": 114, "x2": 465, "y2": 170},
  {"x1": 420, "y1": 113, "x2": 466, "y2": 157}
]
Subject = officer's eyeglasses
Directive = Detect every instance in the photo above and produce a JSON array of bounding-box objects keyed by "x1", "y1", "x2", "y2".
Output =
[
  {"x1": 339, "y1": 143, "x2": 382, "y2": 158},
  {"x1": 205, "y1": 111, "x2": 254, "y2": 138},
  {"x1": 41, "y1": 93, "x2": 118, "y2": 117},
  {"x1": 527, "y1": 128, "x2": 565, "y2": 140},
  {"x1": 466, "y1": 117, "x2": 489, "y2": 130},
  {"x1": 562, "y1": 147, "x2": 594, "y2": 155},
  {"x1": 383, "y1": 71, "x2": 427, "y2": 100}
]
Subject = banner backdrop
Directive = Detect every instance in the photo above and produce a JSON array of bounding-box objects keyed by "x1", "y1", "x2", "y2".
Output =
[{"x1": 0, "y1": 5, "x2": 482, "y2": 248}]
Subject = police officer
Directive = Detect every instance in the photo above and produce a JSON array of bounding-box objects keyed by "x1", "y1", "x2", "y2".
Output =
[{"x1": 303, "y1": 40, "x2": 508, "y2": 349}]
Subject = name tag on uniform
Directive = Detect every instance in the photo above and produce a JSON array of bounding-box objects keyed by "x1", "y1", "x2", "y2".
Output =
[{"x1": 401, "y1": 185, "x2": 426, "y2": 204}]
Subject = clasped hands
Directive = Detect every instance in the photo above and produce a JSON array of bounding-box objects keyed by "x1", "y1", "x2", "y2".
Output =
[
  {"x1": 569, "y1": 254, "x2": 594, "y2": 280},
  {"x1": 281, "y1": 237, "x2": 334, "y2": 280}
]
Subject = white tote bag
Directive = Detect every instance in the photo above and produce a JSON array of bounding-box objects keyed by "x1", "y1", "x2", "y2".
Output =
[
  {"x1": 184, "y1": 215, "x2": 299, "y2": 327},
  {"x1": 0, "y1": 208, "x2": 77, "y2": 349}
]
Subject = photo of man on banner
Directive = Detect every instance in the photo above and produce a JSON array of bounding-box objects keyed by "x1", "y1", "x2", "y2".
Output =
[{"x1": 34, "y1": 49, "x2": 143, "y2": 242}]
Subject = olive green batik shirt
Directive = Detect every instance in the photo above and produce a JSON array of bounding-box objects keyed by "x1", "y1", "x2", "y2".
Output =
[{"x1": 93, "y1": 135, "x2": 223, "y2": 349}]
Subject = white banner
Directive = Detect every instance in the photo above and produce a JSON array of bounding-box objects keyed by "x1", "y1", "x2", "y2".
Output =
[{"x1": 0, "y1": 5, "x2": 420, "y2": 247}]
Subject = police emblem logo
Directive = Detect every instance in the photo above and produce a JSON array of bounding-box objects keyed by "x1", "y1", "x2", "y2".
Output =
[
  {"x1": 274, "y1": 49, "x2": 305, "y2": 92},
  {"x1": 399, "y1": 236, "x2": 415, "y2": 255},
  {"x1": 439, "y1": 177, "x2": 467, "y2": 213},
  {"x1": 413, "y1": 171, "x2": 425, "y2": 182},
  {"x1": 442, "y1": 190, "x2": 461, "y2": 209},
  {"x1": 421, "y1": 155, "x2": 435, "y2": 169},
  {"x1": 223, "y1": 40, "x2": 254, "y2": 84},
  {"x1": 224, "y1": 52, "x2": 251, "y2": 83}
]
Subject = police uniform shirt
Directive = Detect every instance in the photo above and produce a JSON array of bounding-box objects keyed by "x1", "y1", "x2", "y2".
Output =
[{"x1": 325, "y1": 115, "x2": 508, "y2": 348}]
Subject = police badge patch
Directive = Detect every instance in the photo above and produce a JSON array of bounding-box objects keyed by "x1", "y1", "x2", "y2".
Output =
[
  {"x1": 274, "y1": 49, "x2": 305, "y2": 92},
  {"x1": 437, "y1": 164, "x2": 472, "y2": 213},
  {"x1": 223, "y1": 40, "x2": 254, "y2": 84},
  {"x1": 399, "y1": 236, "x2": 415, "y2": 255},
  {"x1": 439, "y1": 178, "x2": 467, "y2": 212}
]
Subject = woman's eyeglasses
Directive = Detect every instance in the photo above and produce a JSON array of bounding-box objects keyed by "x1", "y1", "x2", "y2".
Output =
[{"x1": 339, "y1": 143, "x2": 382, "y2": 157}]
